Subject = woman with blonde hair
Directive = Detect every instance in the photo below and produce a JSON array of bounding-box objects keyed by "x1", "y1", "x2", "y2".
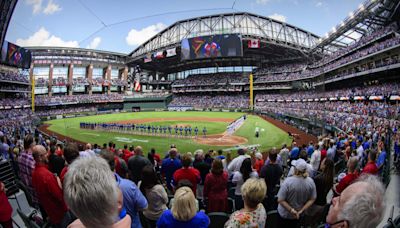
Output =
[
  {"x1": 224, "y1": 178, "x2": 267, "y2": 228},
  {"x1": 157, "y1": 186, "x2": 209, "y2": 228}
]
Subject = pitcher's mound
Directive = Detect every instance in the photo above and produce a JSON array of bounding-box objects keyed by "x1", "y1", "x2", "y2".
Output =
[{"x1": 195, "y1": 134, "x2": 248, "y2": 146}]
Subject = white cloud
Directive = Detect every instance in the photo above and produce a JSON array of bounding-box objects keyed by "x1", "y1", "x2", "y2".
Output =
[
  {"x1": 26, "y1": 0, "x2": 43, "y2": 14},
  {"x1": 126, "y1": 23, "x2": 167, "y2": 46},
  {"x1": 16, "y1": 27, "x2": 79, "y2": 48},
  {"x1": 316, "y1": 1, "x2": 323, "y2": 7},
  {"x1": 43, "y1": 0, "x2": 61, "y2": 14},
  {"x1": 26, "y1": 0, "x2": 61, "y2": 15},
  {"x1": 269, "y1": 13, "x2": 287, "y2": 23},
  {"x1": 256, "y1": 0, "x2": 269, "y2": 5},
  {"x1": 86, "y1": 37, "x2": 101, "y2": 49}
]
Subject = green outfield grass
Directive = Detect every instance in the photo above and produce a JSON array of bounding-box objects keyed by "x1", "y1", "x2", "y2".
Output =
[{"x1": 44, "y1": 111, "x2": 292, "y2": 153}]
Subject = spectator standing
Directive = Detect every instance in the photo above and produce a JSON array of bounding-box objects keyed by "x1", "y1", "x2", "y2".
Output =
[
  {"x1": 260, "y1": 149, "x2": 283, "y2": 211},
  {"x1": 32, "y1": 145, "x2": 67, "y2": 226},
  {"x1": 60, "y1": 143, "x2": 80, "y2": 185},
  {"x1": 128, "y1": 146, "x2": 151, "y2": 184},
  {"x1": 64, "y1": 156, "x2": 132, "y2": 228},
  {"x1": 253, "y1": 152, "x2": 264, "y2": 175},
  {"x1": 279, "y1": 144, "x2": 290, "y2": 172},
  {"x1": 0, "y1": 181, "x2": 12, "y2": 228},
  {"x1": 100, "y1": 150, "x2": 148, "y2": 228},
  {"x1": 173, "y1": 154, "x2": 201, "y2": 194},
  {"x1": 305, "y1": 158, "x2": 334, "y2": 224},
  {"x1": 326, "y1": 175, "x2": 385, "y2": 228},
  {"x1": 224, "y1": 178, "x2": 267, "y2": 228},
  {"x1": 48, "y1": 146, "x2": 65, "y2": 176},
  {"x1": 140, "y1": 165, "x2": 168, "y2": 228},
  {"x1": 157, "y1": 187, "x2": 209, "y2": 228},
  {"x1": 232, "y1": 158, "x2": 258, "y2": 210},
  {"x1": 277, "y1": 159, "x2": 316, "y2": 227},
  {"x1": 161, "y1": 148, "x2": 182, "y2": 191},
  {"x1": 228, "y1": 148, "x2": 250, "y2": 174},
  {"x1": 18, "y1": 134, "x2": 38, "y2": 205},
  {"x1": 333, "y1": 157, "x2": 359, "y2": 196},
  {"x1": 362, "y1": 150, "x2": 379, "y2": 175},
  {"x1": 203, "y1": 159, "x2": 228, "y2": 213}
]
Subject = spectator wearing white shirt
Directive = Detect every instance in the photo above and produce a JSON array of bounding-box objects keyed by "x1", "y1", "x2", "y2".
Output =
[{"x1": 227, "y1": 148, "x2": 251, "y2": 174}]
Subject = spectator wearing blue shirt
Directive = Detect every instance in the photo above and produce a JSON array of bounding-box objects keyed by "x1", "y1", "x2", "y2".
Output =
[
  {"x1": 161, "y1": 149, "x2": 182, "y2": 191},
  {"x1": 306, "y1": 142, "x2": 314, "y2": 158},
  {"x1": 289, "y1": 142, "x2": 300, "y2": 160},
  {"x1": 157, "y1": 186, "x2": 209, "y2": 228},
  {"x1": 376, "y1": 148, "x2": 387, "y2": 172},
  {"x1": 100, "y1": 150, "x2": 148, "y2": 228}
]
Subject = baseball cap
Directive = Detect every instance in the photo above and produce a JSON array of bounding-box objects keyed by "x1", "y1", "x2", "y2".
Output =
[{"x1": 291, "y1": 158, "x2": 307, "y2": 172}]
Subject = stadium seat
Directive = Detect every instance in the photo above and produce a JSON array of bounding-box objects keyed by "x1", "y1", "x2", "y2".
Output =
[
  {"x1": 16, "y1": 209, "x2": 41, "y2": 228},
  {"x1": 0, "y1": 160, "x2": 19, "y2": 196},
  {"x1": 208, "y1": 212, "x2": 230, "y2": 228},
  {"x1": 228, "y1": 187, "x2": 235, "y2": 199},
  {"x1": 266, "y1": 210, "x2": 279, "y2": 228},
  {"x1": 227, "y1": 197, "x2": 236, "y2": 214}
]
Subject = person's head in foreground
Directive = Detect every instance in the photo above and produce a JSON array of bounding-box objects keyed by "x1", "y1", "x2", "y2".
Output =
[
  {"x1": 326, "y1": 174, "x2": 385, "y2": 228},
  {"x1": 172, "y1": 186, "x2": 197, "y2": 221},
  {"x1": 241, "y1": 178, "x2": 267, "y2": 210},
  {"x1": 64, "y1": 156, "x2": 131, "y2": 228}
]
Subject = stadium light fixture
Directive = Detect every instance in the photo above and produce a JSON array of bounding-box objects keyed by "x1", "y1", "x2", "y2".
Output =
[
  {"x1": 359, "y1": 4, "x2": 365, "y2": 11},
  {"x1": 349, "y1": 11, "x2": 354, "y2": 19}
]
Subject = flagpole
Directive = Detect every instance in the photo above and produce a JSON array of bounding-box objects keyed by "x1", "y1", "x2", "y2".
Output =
[{"x1": 249, "y1": 73, "x2": 253, "y2": 111}]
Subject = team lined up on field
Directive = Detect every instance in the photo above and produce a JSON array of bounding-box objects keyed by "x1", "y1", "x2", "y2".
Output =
[{"x1": 79, "y1": 122, "x2": 207, "y2": 137}]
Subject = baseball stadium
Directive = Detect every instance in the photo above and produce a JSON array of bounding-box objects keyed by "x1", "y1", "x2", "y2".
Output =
[{"x1": 0, "y1": 0, "x2": 400, "y2": 227}]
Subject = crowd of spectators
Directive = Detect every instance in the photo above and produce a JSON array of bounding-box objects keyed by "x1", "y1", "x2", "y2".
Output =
[
  {"x1": 34, "y1": 107, "x2": 98, "y2": 117},
  {"x1": 255, "y1": 81, "x2": 400, "y2": 101},
  {"x1": 172, "y1": 73, "x2": 248, "y2": 87},
  {"x1": 71, "y1": 77, "x2": 89, "y2": 86},
  {"x1": 253, "y1": 31, "x2": 400, "y2": 83},
  {"x1": 0, "y1": 126, "x2": 392, "y2": 228},
  {"x1": 35, "y1": 94, "x2": 124, "y2": 106},
  {"x1": 0, "y1": 97, "x2": 30, "y2": 107},
  {"x1": 310, "y1": 24, "x2": 397, "y2": 68},
  {"x1": 170, "y1": 94, "x2": 249, "y2": 109},
  {"x1": 0, "y1": 85, "x2": 30, "y2": 92},
  {"x1": 0, "y1": 71, "x2": 29, "y2": 83}
]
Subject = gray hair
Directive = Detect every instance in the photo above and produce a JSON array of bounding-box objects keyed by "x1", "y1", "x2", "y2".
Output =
[
  {"x1": 338, "y1": 174, "x2": 386, "y2": 228},
  {"x1": 64, "y1": 156, "x2": 119, "y2": 228}
]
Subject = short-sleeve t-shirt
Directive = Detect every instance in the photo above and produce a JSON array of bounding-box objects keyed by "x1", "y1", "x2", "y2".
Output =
[
  {"x1": 277, "y1": 175, "x2": 317, "y2": 219},
  {"x1": 157, "y1": 210, "x2": 209, "y2": 228},
  {"x1": 232, "y1": 171, "x2": 258, "y2": 195}
]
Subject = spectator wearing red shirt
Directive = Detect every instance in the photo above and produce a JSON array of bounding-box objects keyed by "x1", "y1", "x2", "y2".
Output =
[
  {"x1": 253, "y1": 152, "x2": 264, "y2": 175},
  {"x1": 173, "y1": 154, "x2": 201, "y2": 194},
  {"x1": 0, "y1": 181, "x2": 12, "y2": 228},
  {"x1": 333, "y1": 157, "x2": 359, "y2": 196},
  {"x1": 362, "y1": 150, "x2": 379, "y2": 175},
  {"x1": 55, "y1": 144, "x2": 63, "y2": 157},
  {"x1": 122, "y1": 144, "x2": 134, "y2": 164},
  {"x1": 203, "y1": 159, "x2": 228, "y2": 213},
  {"x1": 60, "y1": 143, "x2": 80, "y2": 185},
  {"x1": 32, "y1": 145, "x2": 67, "y2": 226},
  {"x1": 150, "y1": 148, "x2": 162, "y2": 167}
]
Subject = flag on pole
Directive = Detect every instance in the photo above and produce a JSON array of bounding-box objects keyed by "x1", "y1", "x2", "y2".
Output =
[
  {"x1": 134, "y1": 81, "x2": 141, "y2": 92},
  {"x1": 248, "y1": 39, "x2": 260, "y2": 48},
  {"x1": 166, "y1": 48, "x2": 177, "y2": 57}
]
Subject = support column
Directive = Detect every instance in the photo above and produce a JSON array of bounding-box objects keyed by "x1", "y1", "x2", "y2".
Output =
[
  {"x1": 106, "y1": 65, "x2": 111, "y2": 94},
  {"x1": 30, "y1": 63, "x2": 35, "y2": 112},
  {"x1": 48, "y1": 63, "x2": 53, "y2": 97},
  {"x1": 68, "y1": 64, "x2": 73, "y2": 95},
  {"x1": 122, "y1": 66, "x2": 128, "y2": 94},
  {"x1": 87, "y1": 64, "x2": 93, "y2": 95}
]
